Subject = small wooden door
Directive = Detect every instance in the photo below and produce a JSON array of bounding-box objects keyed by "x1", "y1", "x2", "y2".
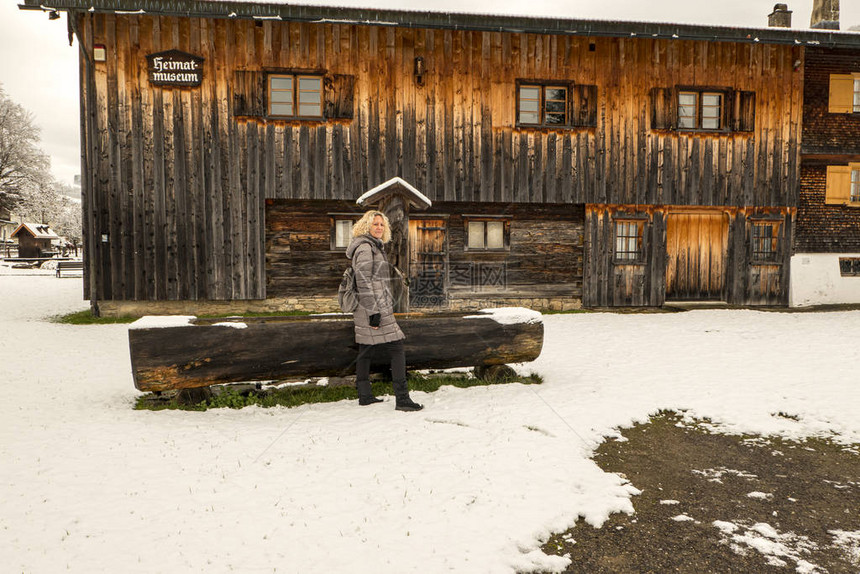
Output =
[
  {"x1": 666, "y1": 211, "x2": 729, "y2": 301},
  {"x1": 408, "y1": 219, "x2": 447, "y2": 308}
]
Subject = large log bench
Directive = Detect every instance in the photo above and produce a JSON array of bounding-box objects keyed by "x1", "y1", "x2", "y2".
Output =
[{"x1": 128, "y1": 308, "x2": 544, "y2": 392}]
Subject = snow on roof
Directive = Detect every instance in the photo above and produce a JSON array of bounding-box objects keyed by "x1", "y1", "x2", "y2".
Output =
[
  {"x1": 200, "y1": 0, "x2": 860, "y2": 32},
  {"x1": 18, "y1": 0, "x2": 860, "y2": 46},
  {"x1": 10, "y1": 222, "x2": 60, "y2": 240},
  {"x1": 355, "y1": 177, "x2": 432, "y2": 210}
]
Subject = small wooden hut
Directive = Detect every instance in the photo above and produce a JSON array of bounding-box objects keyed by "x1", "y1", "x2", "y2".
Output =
[{"x1": 10, "y1": 223, "x2": 59, "y2": 259}]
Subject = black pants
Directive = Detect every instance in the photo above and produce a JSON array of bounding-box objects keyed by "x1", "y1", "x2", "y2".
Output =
[{"x1": 356, "y1": 339, "x2": 407, "y2": 392}]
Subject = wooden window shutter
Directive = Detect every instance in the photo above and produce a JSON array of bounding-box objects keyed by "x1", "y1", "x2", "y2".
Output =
[
  {"x1": 829, "y1": 74, "x2": 855, "y2": 114},
  {"x1": 826, "y1": 165, "x2": 851, "y2": 204},
  {"x1": 722, "y1": 90, "x2": 734, "y2": 131},
  {"x1": 324, "y1": 74, "x2": 355, "y2": 120},
  {"x1": 733, "y1": 90, "x2": 756, "y2": 132},
  {"x1": 570, "y1": 84, "x2": 597, "y2": 127},
  {"x1": 650, "y1": 87, "x2": 675, "y2": 130},
  {"x1": 233, "y1": 71, "x2": 266, "y2": 117}
]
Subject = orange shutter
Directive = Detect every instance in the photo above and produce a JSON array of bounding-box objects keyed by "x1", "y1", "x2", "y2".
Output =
[
  {"x1": 829, "y1": 75, "x2": 855, "y2": 114},
  {"x1": 826, "y1": 166, "x2": 851, "y2": 205}
]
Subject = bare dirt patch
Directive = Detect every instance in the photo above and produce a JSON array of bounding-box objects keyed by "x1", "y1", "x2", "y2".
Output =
[{"x1": 538, "y1": 412, "x2": 860, "y2": 574}]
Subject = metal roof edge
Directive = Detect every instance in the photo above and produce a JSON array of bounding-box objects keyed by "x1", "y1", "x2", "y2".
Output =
[{"x1": 18, "y1": 0, "x2": 860, "y2": 48}]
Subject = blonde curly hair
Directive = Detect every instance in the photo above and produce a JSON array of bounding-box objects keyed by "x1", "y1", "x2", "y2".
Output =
[{"x1": 352, "y1": 210, "x2": 392, "y2": 243}]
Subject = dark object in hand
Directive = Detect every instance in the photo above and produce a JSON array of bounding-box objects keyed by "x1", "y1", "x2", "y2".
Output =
[{"x1": 369, "y1": 313, "x2": 381, "y2": 327}]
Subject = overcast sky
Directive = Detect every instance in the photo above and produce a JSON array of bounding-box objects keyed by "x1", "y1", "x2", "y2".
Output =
[{"x1": 1, "y1": 0, "x2": 858, "y2": 187}]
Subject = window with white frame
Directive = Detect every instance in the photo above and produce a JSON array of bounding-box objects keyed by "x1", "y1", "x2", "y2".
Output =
[
  {"x1": 614, "y1": 220, "x2": 644, "y2": 263},
  {"x1": 331, "y1": 217, "x2": 356, "y2": 250},
  {"x1": 855, "y1": 78, "x2": 860, "y2": 113},
  {"x1": 518, "y1": 84, "x2": 568, "y2": 126},
  {"x1": 466, "y1": 219, "x2": 507, "y2": 250},
  {"x1": 269, "y1": 74, "x2": 323, "y2": 119},
  {"x1": 852, "y1": 167, "x2": 860, "y2": 203},
  {"x1": 678, "y1": 90, "x2": 724, "y2": 130}
]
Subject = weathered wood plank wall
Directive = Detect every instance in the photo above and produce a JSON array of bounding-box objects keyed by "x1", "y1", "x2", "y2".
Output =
[
  {"x1": 583, "y1": 206, "x2": 667, "y2": 307},
  {"x1": 82, "y1": 13, "x2": 269, "y2": 302},
  {"x1": 265, "y1": 200, "x2": 359, "y2": 297},
  {"x1": 78, "y1": 13, "x2": 802, "y2": 302},
  {"x1": 584, "y1": 206, "x2": 794, "y2": 306},
  {"x1": 441, "y1": 202, "x2": 584, "y2": 299},
  {"x1": 265, "y1": 200, "x2": 583, "y2": 300}
]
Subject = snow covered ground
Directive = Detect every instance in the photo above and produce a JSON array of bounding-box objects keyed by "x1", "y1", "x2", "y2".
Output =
[{"x1": 1, "y1": 269, "x2": 859, "y2": 573}]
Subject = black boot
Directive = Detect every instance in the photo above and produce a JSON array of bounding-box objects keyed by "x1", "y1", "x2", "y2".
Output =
[
  {"x1": 393, "y1": 378, "x2": 423, "y2": 411},
  {"x1": 395, "y1": 396, "x2": 424, "y2": 412},
  {"x1": 356, "y1": 380, "x2": 383, "y2": 406}
]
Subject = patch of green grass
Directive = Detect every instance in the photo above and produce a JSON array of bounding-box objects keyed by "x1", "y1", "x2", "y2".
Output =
[
  {"x1": 197, "y1": 310, "x2": 314, "y2": 319},
  {"x1": 539, "y1": 308, "x2": 591, "y2": 315},
  {"x1": 52, "y1": 310, "x2": 138, "y2": 324},
  {"x1": 135, "y1": 371, "x2": 543, "y2": 412}
]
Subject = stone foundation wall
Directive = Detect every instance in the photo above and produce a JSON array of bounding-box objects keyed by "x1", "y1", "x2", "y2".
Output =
[
  {"x1": 96, "y1": 297, "x2": 342, "y2": 318},
  {"x1": 96, "y1": 295, "x2": 582, "y2": 317},
  {"x1": 443, "y1": 297, "x2": 582, "y2": 312}
]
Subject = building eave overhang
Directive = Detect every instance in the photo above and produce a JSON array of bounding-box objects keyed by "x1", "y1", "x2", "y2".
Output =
[
  {"x1": 10, "y1": 222, "x2": 60, "y2": 239},
  {"x1": 18, "y1": 0, "x2": 860, "y2": 48},
  {"x1": 356, "y1": 177, "x2": 432, "y2": 210}
]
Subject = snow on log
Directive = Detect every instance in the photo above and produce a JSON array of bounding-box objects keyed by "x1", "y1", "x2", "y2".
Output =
[{"x1": 128, "y1": 309, "x2": 544, "y2": 392}]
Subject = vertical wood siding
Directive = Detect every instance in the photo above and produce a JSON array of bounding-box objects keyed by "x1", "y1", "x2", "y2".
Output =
[
  {"x1": 584, "y1": 205, "x2": 794, "y2": 306},
  {"x1": 583, "y1": 206, "x2": 667, "y2": 307},
  {"x1": 79, "y1": 13, "x2": 802, "y2": 302},
  {"x1": 666, "y1": 212, "x2": 729, "y2": 301}
]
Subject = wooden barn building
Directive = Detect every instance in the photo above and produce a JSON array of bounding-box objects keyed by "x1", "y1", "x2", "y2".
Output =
[{"x1": 19, "y1": 0, "x2": 860, "y2": 315}]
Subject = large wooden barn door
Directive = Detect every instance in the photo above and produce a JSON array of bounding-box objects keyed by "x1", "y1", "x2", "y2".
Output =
[
  {"x1": 665, "y1": 211, "x2": 729, "y2": 301},
  {"x1": 408, "y1": 219, "x2": 447, "y2": 308}
]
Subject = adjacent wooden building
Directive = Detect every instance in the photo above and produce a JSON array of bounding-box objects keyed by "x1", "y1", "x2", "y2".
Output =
[
  {"x1": 20, "y1": 0, "x2": 860, "y2": 314},
  {"x1": 792, "y1": 45, "x2": 860, "y2": 306}
]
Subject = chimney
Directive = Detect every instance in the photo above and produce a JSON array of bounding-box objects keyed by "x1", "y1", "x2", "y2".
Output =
[
  {"x1": 810, "y1": 0, "x2": 839, "y2": 30},
  {"x1": 768, "y1": 4, "x2": 792, "y2": 27}
]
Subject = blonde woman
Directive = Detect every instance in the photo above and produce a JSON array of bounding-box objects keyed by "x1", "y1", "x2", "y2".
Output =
[{"x1": 345, "y1": 210, "x2": 423, "y2": 411}]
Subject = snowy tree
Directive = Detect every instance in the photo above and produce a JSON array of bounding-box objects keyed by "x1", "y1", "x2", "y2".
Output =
[
  {"x1": 49, "y1": 183, "x2": 82, "y2": 245},
  {"x1": 0, "y1": 83, "x2": 51, "y2": 212},
  {"x1": 0, "y1": 83, "x2": 81, "y2": 244},
  {"x1": 16, "y1": 180, "x2": 82, "y2": 244}
]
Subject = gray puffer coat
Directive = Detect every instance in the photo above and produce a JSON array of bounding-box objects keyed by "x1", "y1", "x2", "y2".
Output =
[{"x1": 345, "y1": 234, "x2": 405, "y2": 345}]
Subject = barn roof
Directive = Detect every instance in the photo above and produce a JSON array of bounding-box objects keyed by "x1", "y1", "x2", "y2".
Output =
[
  {"x1": 18, "y1": 0, "x2": 860, "y2": 48},
  {"x1": 10, "y1": 222, "x2": 60, "y2": 240}
]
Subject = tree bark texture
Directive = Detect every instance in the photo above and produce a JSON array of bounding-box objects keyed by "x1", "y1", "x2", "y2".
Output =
[{"x1": 129, "y1": 311, "x2": 544, "y2": 391}]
